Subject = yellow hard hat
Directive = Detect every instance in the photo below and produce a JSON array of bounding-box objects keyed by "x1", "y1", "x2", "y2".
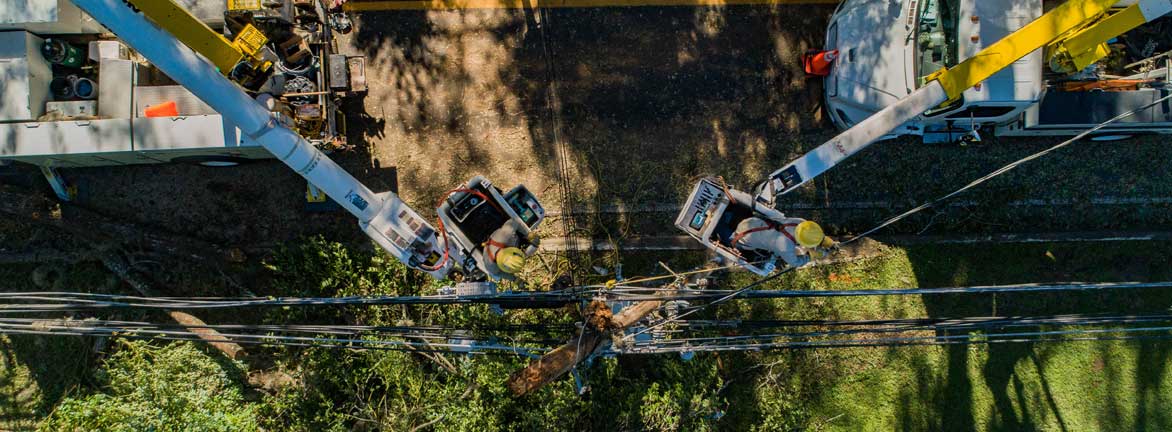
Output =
[
  {"x1": 496, "y1": 247, "x2": 526, "y2": 274},
  {"x1": 795, "y1": 221, "x2": 825, "y2": 248}
]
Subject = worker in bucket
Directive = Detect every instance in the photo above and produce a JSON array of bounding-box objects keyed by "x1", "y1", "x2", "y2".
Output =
[
  {"x1": 731, "y1": 217, "x2": 833, "y2": 268},
  {"x1": 483, "y1": 221, "x2": 538, "y2": 278}
]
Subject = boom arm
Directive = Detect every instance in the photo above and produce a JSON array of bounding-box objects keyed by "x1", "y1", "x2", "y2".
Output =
[
  {"x1": 754, "y1": 0, "x2": 1172, "y2": 205},
  {"x1": 124, "y1": 0, "x2": 273, "y2": 89},
  {"x1": 73, "y1": 0, "x2": 455, "y2": 279}
]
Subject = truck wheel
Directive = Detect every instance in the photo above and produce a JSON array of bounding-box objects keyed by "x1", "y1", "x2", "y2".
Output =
[{"x1": 171, "y1": 155, "x2": 253, "y2": 167}]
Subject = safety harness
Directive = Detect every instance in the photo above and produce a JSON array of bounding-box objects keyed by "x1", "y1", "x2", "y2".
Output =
[
  {"x1": 731, "y1": 221, "x2": 799, "y2": 249},
  {"x1": 484, "y1": 238, "x2": 509, "y2": 262}
]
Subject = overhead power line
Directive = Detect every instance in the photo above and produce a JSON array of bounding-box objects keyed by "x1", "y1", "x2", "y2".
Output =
[{"x1": 2, "y1": 281, "x2": 1170, "y2": 313}]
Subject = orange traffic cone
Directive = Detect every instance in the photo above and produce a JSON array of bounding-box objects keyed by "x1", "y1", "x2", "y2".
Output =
[
  {"x1": 803, "y1": 49, "x2": 839, "y2": 77},
  {"x1": 144, "y1": 101, "x2": 179, "y2": 117}
]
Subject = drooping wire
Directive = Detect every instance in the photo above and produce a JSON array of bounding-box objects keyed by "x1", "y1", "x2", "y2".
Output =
[{"x1": 839, "y1": 92, "x2": 1172, "y2": 245}]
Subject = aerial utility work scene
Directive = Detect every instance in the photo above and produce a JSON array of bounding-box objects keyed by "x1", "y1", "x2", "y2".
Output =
[{"x1": 2, "y1": 0, "x2": 1172, "y2": 430}]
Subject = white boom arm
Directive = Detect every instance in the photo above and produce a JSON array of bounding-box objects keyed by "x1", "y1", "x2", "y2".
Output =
[
  {"x1": 754, "y1": 82, "x2": 947, "y2": 204},
  {"x1": 754, "y1": 0, "x2": 1172, "y2": 205},
  {"x1": 73, "y1": 0, "x2": 454, "y2": 278}
]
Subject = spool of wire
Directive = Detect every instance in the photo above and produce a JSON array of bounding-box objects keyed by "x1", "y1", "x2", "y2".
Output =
[
  {"x1": 49, "y1": 77, "x2": 75, "y2": 100},
  {"x1": 72, "y1": 77, "x2": 98, "y2": 100},
  {"x1": 283, "y1": 75, "x2": 317, "y2": 106},
  {"x1": 275, "y1": 54, "x2": 318, "y2": 77}
]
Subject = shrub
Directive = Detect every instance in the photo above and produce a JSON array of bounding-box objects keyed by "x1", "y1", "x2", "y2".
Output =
[{"x1": 40, "y1": 340, "x2": 259, "y2": 432}]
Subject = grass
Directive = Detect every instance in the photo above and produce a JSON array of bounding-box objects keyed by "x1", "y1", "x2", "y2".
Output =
[
  {"x1": 687, "y1": 240, "x2": 1172, "y2": 431},
  {"x1": 4, "y1": 239, "x2": 1172, "y2": 430}
]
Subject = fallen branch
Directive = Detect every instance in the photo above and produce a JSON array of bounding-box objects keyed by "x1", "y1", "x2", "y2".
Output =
[{"x1": 99, "y1": 249, "x2": 246, "y2": 359}]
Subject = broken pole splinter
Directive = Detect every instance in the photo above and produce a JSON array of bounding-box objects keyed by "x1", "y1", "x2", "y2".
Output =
[{"x1": 508, "y1": 279, "x2": 685, "y2": 396}]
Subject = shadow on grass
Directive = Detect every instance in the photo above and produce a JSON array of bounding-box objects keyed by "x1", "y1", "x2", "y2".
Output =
[
  {"x1": 897, "y1": 241, "x2": 1172, "y2": 431},
  {"x1": 0, "y1": 335, "x2": 91, "y2": 429}
]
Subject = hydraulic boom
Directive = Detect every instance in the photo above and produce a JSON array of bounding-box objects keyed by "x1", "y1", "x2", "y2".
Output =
[
  {"x1": 754, "y1": 0, "x2": 1172, "y2": 205},
  {"x1": 72, "y1": 0, "x2": 544, "y2": 282},
  {"x1": 679, "y1": 0, "x2": 1172, "y2": 275}
]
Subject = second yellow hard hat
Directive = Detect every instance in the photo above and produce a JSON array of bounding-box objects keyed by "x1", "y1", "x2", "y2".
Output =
[
  {"x1": 794, "y1": 221, "x2": 825, "y2": 249},
  {"x1": 496, "y1": 247, "x2": 526, "y2": 274}
]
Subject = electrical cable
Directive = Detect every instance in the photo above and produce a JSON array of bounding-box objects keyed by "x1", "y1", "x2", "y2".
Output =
[
  {"x1": 622, "y1": 325, "x2": 1172, "y2": 354},
  {"x1": 659, "y1": 315, "x2": 1172, "y2": 342},
  {"x1": 0, "y1": 317, "x2": 575, "y2": 339},
  {"x1": 604, "y1": 281, "x2": 1172, "y2": 302},
  {"x1": 838, "y1": 92, "x2": 1172, "y2": 245},
  {"x1": 673, "y1": 313, "x2": 1172, "y2": 331},
  {"x1": 3, "y1": 281, "x2": 1170, "y2": 312},
  {"x1": 0, "y1": 320, "x2": 550, "y2": 355}
]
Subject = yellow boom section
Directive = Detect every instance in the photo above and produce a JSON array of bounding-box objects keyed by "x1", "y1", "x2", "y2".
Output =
[
  {"x1": 124, "y1": 0, "x2": 271, "y2": 86},
  {"x1": 1048, "y1": 3, "x2": 1151, "y2": 74},
  {"x1": 927, "y1": 0, "x2": 1121, "y2": 102}
]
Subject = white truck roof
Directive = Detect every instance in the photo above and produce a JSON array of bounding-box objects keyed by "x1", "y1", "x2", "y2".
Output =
[{"x1": 825, "y1": 0, "x2": 1043, "y2": 129}]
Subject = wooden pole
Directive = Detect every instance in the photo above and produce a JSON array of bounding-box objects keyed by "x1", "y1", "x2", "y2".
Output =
[{"x1": 507, "y1": 278, "x2": 685, "y2": 396}]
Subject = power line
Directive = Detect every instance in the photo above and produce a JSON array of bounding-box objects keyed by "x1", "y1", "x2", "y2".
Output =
[
  {"x1": 840, "y1": 92, "x2": 1172, "y2": 244},
  {"x1": 3, "y1": 281, "x2": 1170, "y2": 313},
  {"x1": 0, "y1": 319, "x2": 549, "y2": 355},
  {"x1": 622, "y1": 325, "x2": 1172, "y2": 354}
]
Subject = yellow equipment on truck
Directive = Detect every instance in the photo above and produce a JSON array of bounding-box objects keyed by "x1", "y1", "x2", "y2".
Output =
[
  {"x1": 124, "y1": 0, "x2": 272, "y2": 89},
  {"x1": 678, "y1": 0, "x2": 1172, "y2": 275}
]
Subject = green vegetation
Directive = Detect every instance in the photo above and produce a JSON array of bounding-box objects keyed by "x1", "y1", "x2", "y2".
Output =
[
  {"x1": 4, "y1": 238, "x2": 1172, "y2": 430},
  {"x1": 40, "y1": 341, "x2": 259, "y2": 432}
]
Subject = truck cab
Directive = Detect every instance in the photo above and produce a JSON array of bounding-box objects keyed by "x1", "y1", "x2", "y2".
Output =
[{"x1": 823, "y1": 0, "x2": 1044, "y2": 139}]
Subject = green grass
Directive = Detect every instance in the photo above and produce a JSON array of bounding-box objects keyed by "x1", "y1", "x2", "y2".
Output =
[
  {"x1": 695, "y1": 240, "x2": 1172, "y2": 431},
  {"x1": 0, "y1": 262, "x2": 106, "y2": 431}
]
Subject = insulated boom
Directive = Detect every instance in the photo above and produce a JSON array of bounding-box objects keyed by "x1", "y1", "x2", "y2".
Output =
[{"x1": 754, "y1": 0, "x2": 1172, "y2": 204}]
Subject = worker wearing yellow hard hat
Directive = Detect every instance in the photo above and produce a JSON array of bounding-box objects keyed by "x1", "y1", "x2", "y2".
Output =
[
  {"x1": 483, "y1": 220, "x2": 541, "y2": 278},
  {"x1": 795, "y1": 220, "x2": 829, "y2": 248},
  {"x1": 731, "y1": 217, "x2": 833, "y2": 268},
  {"x1": 495, "y1": 246, "x2": 527, "y2": 275}
]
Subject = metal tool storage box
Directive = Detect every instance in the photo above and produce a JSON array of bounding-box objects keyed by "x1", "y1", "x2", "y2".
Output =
[
  {"x1": 0, "y1": 31, "x2": 52, "y2": 123},
  {"x1": 0, "y1": 119, "x2": 134, "y2": 167}
]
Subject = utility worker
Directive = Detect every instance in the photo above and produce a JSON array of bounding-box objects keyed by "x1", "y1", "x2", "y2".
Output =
[
  {"x1": 483, "y1": 220, "x2": 536, "y2": 277},
  {"x1": 731, "y1": 217, "x2": 832, "y2": 268}
]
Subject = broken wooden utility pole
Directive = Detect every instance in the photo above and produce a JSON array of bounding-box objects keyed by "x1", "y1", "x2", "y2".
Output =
[{"x1": 507, "y1": 275, "x2": 691, "y2": 396}]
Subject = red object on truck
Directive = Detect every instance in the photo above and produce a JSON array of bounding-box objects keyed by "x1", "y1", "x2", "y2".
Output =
[
  {"x1": 144, "y1": 101, "x2": 179, "y2": 117},
  {"x1": 803, "y1": 49, "x2": 838, "y2": 77}
]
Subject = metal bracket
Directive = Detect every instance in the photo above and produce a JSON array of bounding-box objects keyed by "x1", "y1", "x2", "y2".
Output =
[
  {"x1": 306, "y1": 182, "x2": 328, "y2": 203},
  {"x1": 40, "y1": 166, "x2": 76, "y2": 201}
]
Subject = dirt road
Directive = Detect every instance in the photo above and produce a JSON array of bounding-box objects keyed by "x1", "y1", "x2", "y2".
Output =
[{"x1": 7, "y1": 3, "x2": 1172, "y2": 251}]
